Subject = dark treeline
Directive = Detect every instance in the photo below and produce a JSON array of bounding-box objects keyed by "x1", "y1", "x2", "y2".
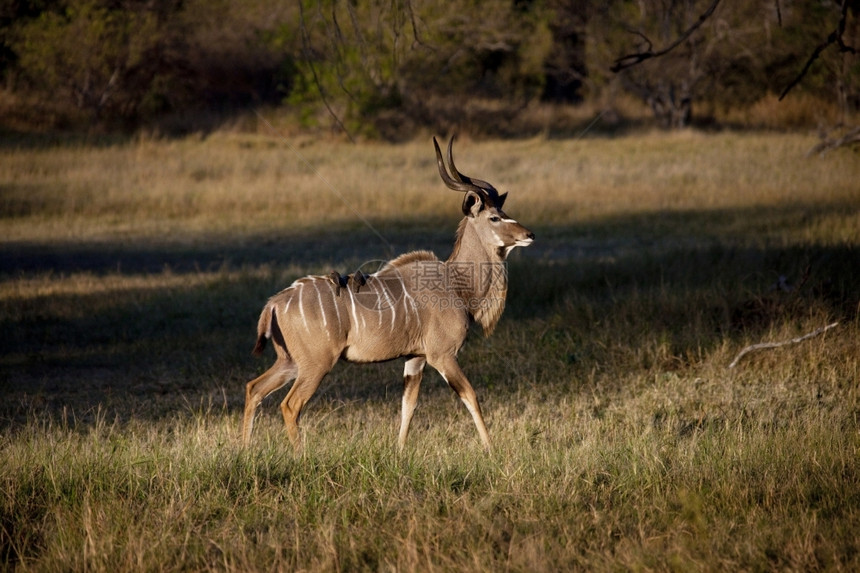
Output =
[{"x1": 1, "y1": 0, "x2": 857, "y2": 137}]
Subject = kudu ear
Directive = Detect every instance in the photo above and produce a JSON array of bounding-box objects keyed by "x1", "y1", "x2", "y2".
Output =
[{"x1": 462, "y1": 190, "x2": 484, "y2": 217}]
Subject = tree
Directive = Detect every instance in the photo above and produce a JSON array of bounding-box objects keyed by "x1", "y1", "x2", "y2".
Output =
[
  {"x1": 542, "y1": 0, "x2": 589, "y2": 103},
  {"x1": 8, "y1": 0, "x2": 297, "y2": 129},
  {"x1": 14, "y1": 1, "x2": 160, "y2": 122},
  {"x1": 290, "y1": 0, "x2": 414, "y2": 138},
  {"x1": 288, "y1": 0, "x2": 555, "y2": 139},
  {"x1": 590, "y1": 0, "x2": 726, "y2": 128},
  {"x1": 779, "y1": 0, "x2": 860, "y2": 152},
  {"x1": 590, "y1": 0, "x2": 859, "y2": 130}
]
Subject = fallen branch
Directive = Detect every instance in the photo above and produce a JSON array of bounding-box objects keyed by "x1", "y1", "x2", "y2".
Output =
[
  {"x1": 806, "y1": 126, "x2": 860, "y2": 156},
  {"x1": 728, "y1": 322, "x2": 839, "y2": 369}
]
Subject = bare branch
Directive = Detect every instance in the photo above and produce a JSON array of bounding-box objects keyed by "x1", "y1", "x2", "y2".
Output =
[
  {"x1": 405, "y1": 0, "x2": 433, "y2": 51},
  {"x1": 780, "y1": 0, "x2": 858, "y2": 101},
  {"x1": 779, "y1": 31, "x2": 841, "y2": 101},
  {"x1": 611, "y1": 0, "x2": 722, "y2": 73},
  {"x1": 96, "y1": 66, "x2": 121, "y2": 112},
  {"x1": 298, "y1": 1, "x2": 355, "y2": 142},
  {"x1": 728, "y1": 322, "x2": 839, "y2": 369},
  {"x1": 806, "y1": 125, "x2": 860, "y2": 156}
]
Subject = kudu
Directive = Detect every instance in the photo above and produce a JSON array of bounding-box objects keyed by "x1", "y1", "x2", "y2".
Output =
[{"x1": 242, "y1": 137, "x2": 534, "y2": 451}]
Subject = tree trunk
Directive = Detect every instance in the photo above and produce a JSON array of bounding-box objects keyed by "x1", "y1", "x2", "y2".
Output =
[{"x1": 647, "y1": 80, "x2": 692, "y2": 128}]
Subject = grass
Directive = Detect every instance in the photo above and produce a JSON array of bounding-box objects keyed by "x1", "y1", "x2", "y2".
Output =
[{"x1": 1, "y1": 129, "x2": 859, "y2": 570}]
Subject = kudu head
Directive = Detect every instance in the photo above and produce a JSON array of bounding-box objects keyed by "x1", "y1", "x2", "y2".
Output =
[{"x1": 434, "y1": 136, "x2": 534, "y2": 258}]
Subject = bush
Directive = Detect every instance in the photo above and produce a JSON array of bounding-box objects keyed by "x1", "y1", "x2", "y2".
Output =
[
  {"x1": 13, "y1": 2, "x2": 159, "y2": 124},
  {"x1": 1, "y1": 0, "x2": 857, "y2": 135}
]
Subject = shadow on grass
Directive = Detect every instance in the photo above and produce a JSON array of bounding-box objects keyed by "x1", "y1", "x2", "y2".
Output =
[{"x1": 1, "y1": 203, "x2": 857, "y2": 428}]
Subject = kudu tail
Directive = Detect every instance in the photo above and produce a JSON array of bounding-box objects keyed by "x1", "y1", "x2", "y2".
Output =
[{"x1": 252, "y1": 304, "x2": 276, "y2": 357}]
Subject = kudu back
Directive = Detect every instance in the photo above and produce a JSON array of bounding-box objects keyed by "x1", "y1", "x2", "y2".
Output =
[{"x1": 242, "y1": 137, "x2": 534, "y2": 451}]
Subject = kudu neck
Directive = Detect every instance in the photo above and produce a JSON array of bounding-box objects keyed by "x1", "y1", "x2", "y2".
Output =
[
  {"x1": 447, "y1": 217, "x2": 504, "y2": 266},
  {"x1": 447, "y1": 217, "x2": 508, "y2": 336}
]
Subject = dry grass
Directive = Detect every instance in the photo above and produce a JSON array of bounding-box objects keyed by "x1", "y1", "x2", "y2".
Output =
[
  {"x1": 721, "y1": 92, "x2": 847, "y2": 130},
  {"x1": 1, "y1": 130, "x2": 859, "y2": 571},
  {"x1": 3, "y1": 130, "x2": 857, "y2": 243}
]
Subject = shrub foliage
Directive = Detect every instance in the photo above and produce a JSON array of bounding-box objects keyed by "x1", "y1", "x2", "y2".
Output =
[{"x1": 1, "y1": 0, "x2": 858, "y2": 134}]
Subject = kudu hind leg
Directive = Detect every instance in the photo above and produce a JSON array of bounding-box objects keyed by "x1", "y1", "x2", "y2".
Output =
[
  {"x1": 242, "y1": 359, "x2": 298, "y2": 445},
  {"x1": 398, "y1": 356, "x2": 427, "y2": 451},
  {"x1": 279, "y1": 365, "x2": 329, "y2": 451},
  {"x1": 431, "y1": 356, "x2": 491, "y2": 450}
]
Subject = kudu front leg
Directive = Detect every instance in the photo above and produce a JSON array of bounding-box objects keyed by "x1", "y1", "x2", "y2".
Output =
[
  {"x1": 398, "y1": 356, "x2": 426, "y2": 451},
  {"x1": 430, "y1": 356, "x2": 491, "y2": 450}
]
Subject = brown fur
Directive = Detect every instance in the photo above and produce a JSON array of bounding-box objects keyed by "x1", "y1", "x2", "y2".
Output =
[
  {"x1": 447, "y1": 217, "x2": 508, "y2": 336},
  {"x1": 241, "y1": 137, "x2": 534, "y2": 452},
  {"x1": 251, "y1": 306, "x2": 272, "y2": 356},
  {"x1": 388, "y1": 249, "x2": 438, "y2": 268}
]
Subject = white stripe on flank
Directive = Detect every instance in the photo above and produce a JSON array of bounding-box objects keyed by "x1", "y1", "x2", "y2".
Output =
[
  {"x1": 332, "y1": 286, "x2": 343, "y2": 332},
  {"x1": 399, "y1": 278, "x2": 411, "y2": 328},
  {"x1": 283, "y1": 293, "x2": 292, "y2": 317},
  {"x1": 311, "y1": 280, "x2": 330, "y2": 340},
  {"x1": 297, "y1": 283, "x2": 310, "y2": 332},
  {"x1": 380, "y1": 283, "x2": 396, "y2": 331},
  {"x1": 371, "y1": 282, "x2": 383, "y2": 328},
  {"x1": 401, "y1": 280, "x2": 420, "y2": 328},
  {"x1": 312, "y1": 281, "x2": 326, "y2": 328},
  {"x1": 347, "y1": 287, "x2": 360, "y2": 331}
]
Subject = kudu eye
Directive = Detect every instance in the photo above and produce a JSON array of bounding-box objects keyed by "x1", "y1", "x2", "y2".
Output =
[{"x1": 489, "y1": 215, "x2": 501, "y2": 223}]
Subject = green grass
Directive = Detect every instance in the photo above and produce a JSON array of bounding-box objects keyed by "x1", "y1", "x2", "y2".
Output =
[
  {"x1": 1, "y1": 130, "x2": 859, "y2": 570},
  {"x1": 4, "y1": 406, "x2": 857, "y2": 571}
]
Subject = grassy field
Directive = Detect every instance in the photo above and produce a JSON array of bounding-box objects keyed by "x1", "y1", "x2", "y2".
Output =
[{"x1": 1, "y1": 130, "x2": 859, "y2": 571}]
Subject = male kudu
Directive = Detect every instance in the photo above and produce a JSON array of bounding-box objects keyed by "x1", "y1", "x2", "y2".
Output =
[{"x1": 242, "y1": 137, "x2": 534, "y2": 450}]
